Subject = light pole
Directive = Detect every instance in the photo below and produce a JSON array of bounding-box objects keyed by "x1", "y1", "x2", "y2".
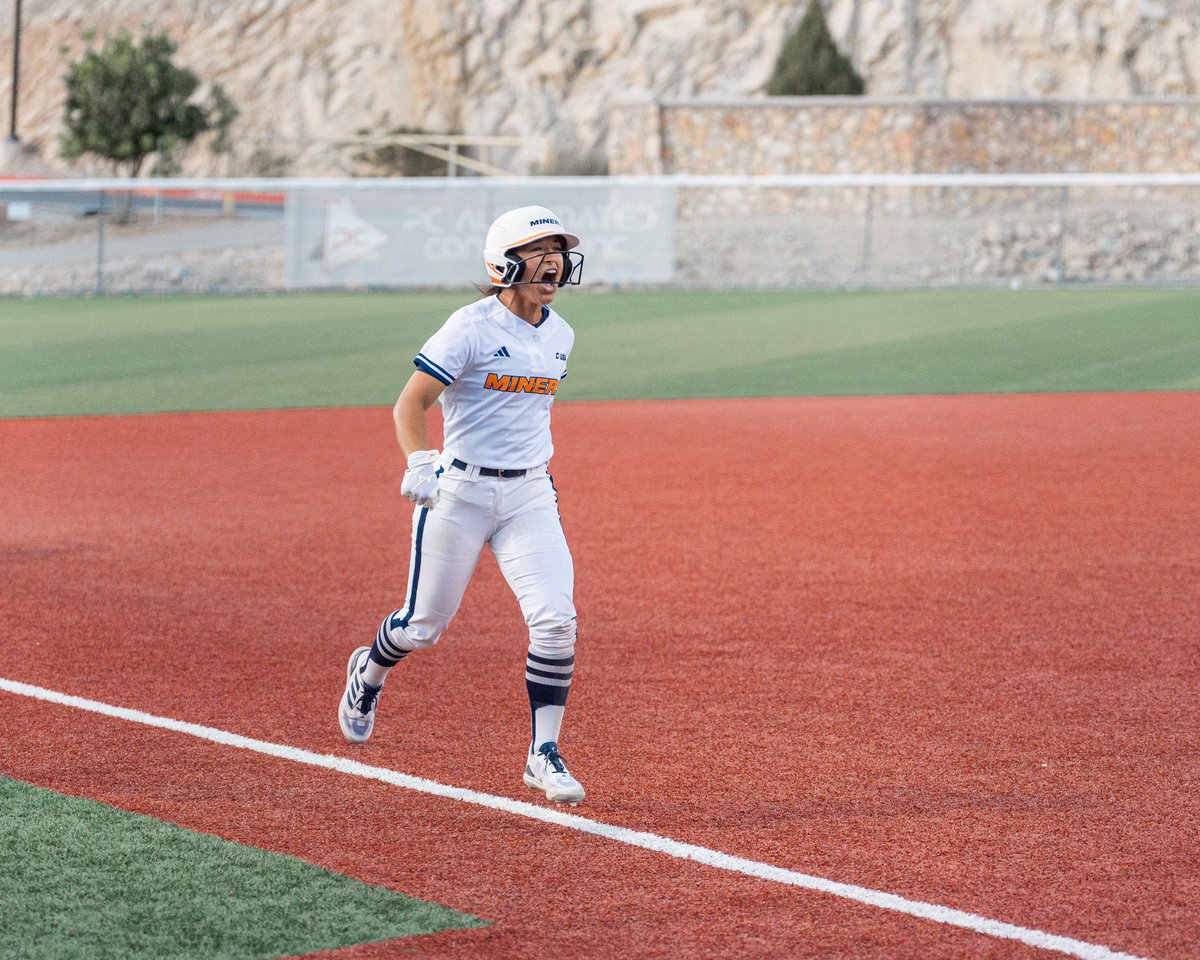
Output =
[{"x1": 8, "y1": 0, "x2": 22, "y2": 145}]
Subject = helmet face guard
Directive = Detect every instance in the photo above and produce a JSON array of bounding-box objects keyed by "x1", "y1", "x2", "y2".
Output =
[
  {"x1": 483, "y1": 205, "x2": 582, "y2": 288},
  {"x1": 500, "y1": 249, "x2": 585, "y2": 288}
]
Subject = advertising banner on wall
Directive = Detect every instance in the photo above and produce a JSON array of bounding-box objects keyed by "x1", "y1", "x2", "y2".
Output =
[{"x1": 285, "y1": 180, "x2": 676, "y2": 289}]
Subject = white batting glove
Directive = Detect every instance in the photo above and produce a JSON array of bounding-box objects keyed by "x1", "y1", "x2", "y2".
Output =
[{"x1": 400, "y1": 450, "x2": 441, "y2": 509}]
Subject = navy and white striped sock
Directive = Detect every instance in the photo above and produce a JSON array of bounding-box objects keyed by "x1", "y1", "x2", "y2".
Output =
[
  {"x1": 526, "y1": 650, "x2": 574, "y2": 752},
  {"x1": 362, "y1": 611, "x2": 411, "y2": 686}
]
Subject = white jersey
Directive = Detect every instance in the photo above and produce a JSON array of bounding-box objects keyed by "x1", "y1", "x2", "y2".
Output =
[{"x1": 414, "y1": 296, "x2": 575, "y2": 470}]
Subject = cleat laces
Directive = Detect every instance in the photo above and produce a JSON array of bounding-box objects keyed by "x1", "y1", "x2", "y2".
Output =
[
  {"x1": 348, "y1": 672, "x2": 380, "y2": 716},
  {"x1": 538, "y1": 743, "x2": 570, "y2": 776},
  {"x1": 357, "y1": 683, "x2": 379, "y2": 714}
]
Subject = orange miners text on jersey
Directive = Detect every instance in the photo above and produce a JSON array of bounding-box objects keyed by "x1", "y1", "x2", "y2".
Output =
[
  {"x1": 413, "y1": 296, "x2": 574, "y2": 469},
  {"x1": 484, "y1": 374, "x2": 560, "y2": 395}
]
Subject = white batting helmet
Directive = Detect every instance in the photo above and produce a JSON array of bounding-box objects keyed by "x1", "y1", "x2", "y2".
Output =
[{"x1": 483, "y1": 205, "x2": 582, "y2": 287}]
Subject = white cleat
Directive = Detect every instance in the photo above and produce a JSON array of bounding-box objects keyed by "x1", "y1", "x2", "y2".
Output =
[
  {"x1": 523, "y1": 741, "x2": 585, "y2": 806},
  {"x1": 338, "y1": 646, "x2": 380, "y2": 744}
]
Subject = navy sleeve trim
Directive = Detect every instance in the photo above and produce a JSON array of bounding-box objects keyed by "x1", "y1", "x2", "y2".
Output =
[{"x1": 414, "y1": 353, "x2": 454, "y2": 385}]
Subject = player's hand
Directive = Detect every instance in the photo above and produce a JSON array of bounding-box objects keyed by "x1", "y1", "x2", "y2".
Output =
[{"x1": 401, "y1": 450, "x2": 441, "y2": 508}]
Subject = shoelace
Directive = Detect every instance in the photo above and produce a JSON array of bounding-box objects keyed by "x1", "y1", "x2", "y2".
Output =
[
  {"x1": 357, "y1": 682, "x2": 379, "y2": 714},
  {"x1": 539, "y1": 745, "x2": 569, "y2": 776}
]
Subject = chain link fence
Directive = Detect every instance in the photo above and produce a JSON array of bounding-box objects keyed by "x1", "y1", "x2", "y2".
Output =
[{"x1": 3, "y1": 175, "x2": 1199, "y2": 296}]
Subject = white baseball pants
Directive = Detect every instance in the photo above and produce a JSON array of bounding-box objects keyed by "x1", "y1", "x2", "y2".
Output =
[{"x1": 383, "y1": 459, "x2": 577, "y2": 657}]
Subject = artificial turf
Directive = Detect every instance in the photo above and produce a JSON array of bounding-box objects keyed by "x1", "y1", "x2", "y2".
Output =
[
  {"x1": 1, "y1": 287, "x2": 1197, "y2": 417},
  {"x1": 0, "y1": 776, "x2": 486, "y2": 959}
]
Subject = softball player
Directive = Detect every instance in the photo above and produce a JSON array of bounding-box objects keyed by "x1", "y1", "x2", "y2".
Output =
[{"x1": 338, "y1": 205, "x2": 587, "y2": 805}]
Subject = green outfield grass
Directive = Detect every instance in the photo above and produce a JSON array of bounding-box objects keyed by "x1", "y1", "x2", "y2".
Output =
[
  {"x1": 1, "y1": 287, "x2": 1198, "y2": 417},
  {"x1": 0, "y1": 777, "x2": 485, "y2": 959}
]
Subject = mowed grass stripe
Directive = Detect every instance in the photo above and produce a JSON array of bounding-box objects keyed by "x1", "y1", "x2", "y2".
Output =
[
  {"x1": 641, "y1": 289, "x2": 1200, "y2": 399},
  {"x1": 0, "y1": 776, "x2": 485, "y2": 960},
  {"x1": 1, "y1": 288, "x2": 1198, "y2": 417},
  {"x1": 0, "y1": 293, "x2": 467, "y2": 416}
]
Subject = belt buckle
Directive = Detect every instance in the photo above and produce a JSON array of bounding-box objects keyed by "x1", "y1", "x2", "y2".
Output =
[{"x1": 497, "y1": 468, "x2": 514, "y2": 478}]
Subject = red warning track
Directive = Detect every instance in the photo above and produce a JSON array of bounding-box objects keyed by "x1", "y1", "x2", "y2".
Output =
[{"x1": 2, "y1": 395, "x2": 1198, "y2": 959}]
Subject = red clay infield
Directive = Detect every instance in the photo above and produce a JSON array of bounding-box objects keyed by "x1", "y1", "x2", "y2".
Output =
[{"x1": 1, "y1": 394, "x2": 1198, "y2": 959}]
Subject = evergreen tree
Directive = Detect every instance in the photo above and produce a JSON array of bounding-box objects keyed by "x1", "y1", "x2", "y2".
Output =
[
  {"x1": 767, "y1": 0, "x2": 866, "y2": 96},
  {"x1": 60, "y1": 30, "x2": 237, "y2": 179}
]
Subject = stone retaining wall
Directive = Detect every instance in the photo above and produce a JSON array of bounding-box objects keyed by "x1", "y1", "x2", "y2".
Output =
[{"x1": 608, "y1": 97, "x2": 1200, "y2": 175}]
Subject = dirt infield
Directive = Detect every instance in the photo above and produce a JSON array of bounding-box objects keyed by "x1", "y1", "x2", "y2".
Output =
[{"x1": 2, "y1": 395, "x2": 1198, "y2": 959}]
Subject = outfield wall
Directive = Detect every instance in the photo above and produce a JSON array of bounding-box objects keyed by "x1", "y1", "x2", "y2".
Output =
[{"x1": 3, "y1": 174, "x2": 1200, "y2": 294}]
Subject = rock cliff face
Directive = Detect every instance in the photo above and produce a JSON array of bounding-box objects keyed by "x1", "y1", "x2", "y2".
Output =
[{"x1": 1, "y1": 0, "x2": 1199, "y2": 175}]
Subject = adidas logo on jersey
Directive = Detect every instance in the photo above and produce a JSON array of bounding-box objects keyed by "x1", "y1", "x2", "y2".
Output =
[{"x1": 492, "y1": 346, "x2": 511, "y2": 358}]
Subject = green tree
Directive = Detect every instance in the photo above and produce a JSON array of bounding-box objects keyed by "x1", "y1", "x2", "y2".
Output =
[
  {"x1": 60, "y1": 30, "x2": 238, "y2": 182},
  {"x1": 767, "y1": 0, "x2": 865, "y2": 96}
]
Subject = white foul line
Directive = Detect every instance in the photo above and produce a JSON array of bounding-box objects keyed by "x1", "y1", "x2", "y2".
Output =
[{"x1": 0, "y1": 677, "x2": 1149, "y2": 960}]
